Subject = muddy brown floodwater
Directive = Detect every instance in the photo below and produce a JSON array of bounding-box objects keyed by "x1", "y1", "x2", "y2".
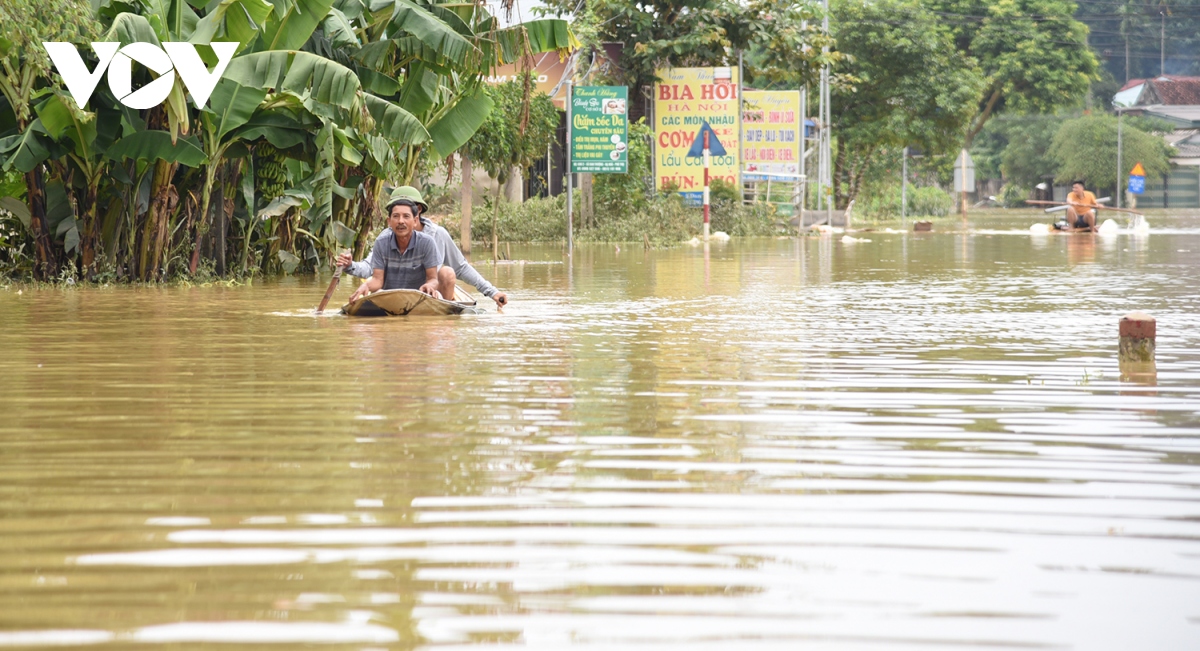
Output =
[{"x1": 1, "y1": 212, "x2": 1199, "y2": 649}]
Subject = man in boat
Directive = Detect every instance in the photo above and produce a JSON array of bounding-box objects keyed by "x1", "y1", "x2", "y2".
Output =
[
  {"x1": 340, "y1": 186, "x2": 508, "y2": 307},
  {"x1": 1064, "y1": 180, "x2": 1098, "y2": 232},
  {"x1": 346, "y1": 190, "x2": 443, "y2": 303}
]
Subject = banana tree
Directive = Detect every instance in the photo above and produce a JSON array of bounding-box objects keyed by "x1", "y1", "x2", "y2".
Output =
[{"x1": 0, "y1": 0, "x2": 96, "y2": 278}]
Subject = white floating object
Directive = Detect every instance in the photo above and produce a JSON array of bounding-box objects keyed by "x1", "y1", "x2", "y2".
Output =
[
  {"x1": 841, "y1": 235, "x2": 871, "y2": 243},
  {"x1": 686, "y1": 237, "x2": 701, "y2": 246},
  {"x1": 1097, "y1": 218, "x2": 1120, "y2": 235},
  {"x1": 1029, "y1": 223, "x2": 1051, "y2": 235},
  {"x1": 709, "y1": 231, "x2": 731, "y2": 241}
]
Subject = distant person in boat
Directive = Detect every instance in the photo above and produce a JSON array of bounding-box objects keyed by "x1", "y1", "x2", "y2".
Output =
[
  {"x1": 340, "y1": 186, "x2": 508, "y2": 307},
  {"x1": 346, "y1": 191, "x2": 443, "y2": 303},
  {"x1": 1065, "y1": 180, "x2": 1098, "y2": 232}
]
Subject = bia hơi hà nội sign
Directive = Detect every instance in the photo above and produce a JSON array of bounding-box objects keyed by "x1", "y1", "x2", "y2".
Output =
[
  {"x1": 653, "y1": 67, "x2": 740, "y2": 204},
  {"x1": 571, "y1": 86, "x2": 628, "y2": 173}
]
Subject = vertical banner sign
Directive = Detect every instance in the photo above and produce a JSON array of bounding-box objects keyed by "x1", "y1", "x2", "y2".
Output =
[
  {"x1": 741, "y1": 91, "x2": 800, "y2": 181},
  {"x1": 654, "y1": 67, "x2": 740, "y2": 205},
  {"x1": 570, "y1": 86, "x2": 629, "y2": 173}
]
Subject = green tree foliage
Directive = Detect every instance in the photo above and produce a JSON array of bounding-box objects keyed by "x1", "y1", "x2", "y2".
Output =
[
  {"x1": 594, "y1": 118, "x2": 653, "y2": 214},
  {"x1": 971, "y1": 114, "x2": 1062, "y2": 189},
  {"x1": 928, "y1": 0, "x2": 1099, "y2": 145},
  {"x1": 829, "y1": 0, "x2": 985, "y2": 207},
  {"x1": 541, "y1": 0, "x2": 831, "y2": 106},
  {"x1": 1049, "y1": 113, "x2": 1172, "y2": 190},
  {"x1": 464, "y1": 75, "x2": 560, "y2": 187}
]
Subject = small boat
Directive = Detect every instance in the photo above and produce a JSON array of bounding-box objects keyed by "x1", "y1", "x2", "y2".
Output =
[{"x1": 341, "y1": 287, "x2": 481, "y2": 317}]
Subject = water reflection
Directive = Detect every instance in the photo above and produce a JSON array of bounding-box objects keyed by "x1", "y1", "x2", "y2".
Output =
[{"x1": 1, "y1": 215, "x2": 1198, "y2": 649}]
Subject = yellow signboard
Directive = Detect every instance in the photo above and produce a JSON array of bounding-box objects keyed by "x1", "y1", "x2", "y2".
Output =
[
  {"x1": 741, "y1": 90, "x2": 801, "y2": 181},
  {"x1": 653, "y1": 67, "x2": 741, "y2": 203}
]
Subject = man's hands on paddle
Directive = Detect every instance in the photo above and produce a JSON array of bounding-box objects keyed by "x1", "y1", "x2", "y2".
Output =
[
  {"x1": 493, "y1": 292, "x2": 508, "y2": 308},
  {"x1": 335, "y1": 251, "x2": 353, "y2": 268}
]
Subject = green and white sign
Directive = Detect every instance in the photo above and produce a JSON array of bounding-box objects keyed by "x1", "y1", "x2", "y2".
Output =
[{"x1": 570, "y1": 86, "x2": 628, "y2": 173}]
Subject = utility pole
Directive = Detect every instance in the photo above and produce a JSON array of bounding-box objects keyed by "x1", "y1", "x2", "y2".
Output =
[
  {"x1": 1161, "y1": 11, "x2": 1166, "y2": 76},
  {"x1": 820, "y1": 0, "x2": 831, "y2": 226},
  {"x1": 1117, "y1": 107, "x2": 1124, "y2": 209},
  {"x1": 1122, "y1": 6, "x2": 1129, "y2": 83}
]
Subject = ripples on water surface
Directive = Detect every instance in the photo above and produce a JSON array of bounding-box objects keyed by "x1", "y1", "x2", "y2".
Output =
[{"x1": 2, "y1": 216, "x2": 1199, "y2": 649}]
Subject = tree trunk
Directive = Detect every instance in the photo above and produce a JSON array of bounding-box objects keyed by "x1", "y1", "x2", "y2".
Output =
[
  {"x1": 966, "y1": 87, "x2": 1003, "y2": 149},
  {"x1": 139, "y1": 158, "x2": 178, "y2": 281},
  {"x1": 492, "y1": 185, "x2": 500, "y2": 263},
  {"x1": 832, "y1": 138, "x2": 848, "y2": 209},
  {"x1": 460, "y1": 154, "x2": 472, "y2": 255},
  {"x1": 79, "y1": 180, "x2": 100, "y2": 279},
  {"x1": 24, "y1": 166, "x2": 57, "y2": 280}
]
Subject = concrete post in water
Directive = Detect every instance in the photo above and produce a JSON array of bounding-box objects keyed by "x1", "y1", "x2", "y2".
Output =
[{"x1": 1119, "y1": 311, "x2": 1157, "y2": 380}]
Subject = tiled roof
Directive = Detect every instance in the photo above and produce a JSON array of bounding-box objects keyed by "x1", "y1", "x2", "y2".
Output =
[
  {"x1": 1166, "y1": 130, "x2": 1200, "y2": 158},
  {"x1": 1148, "y1": 77, "x2": 1200, "y2": 105}
]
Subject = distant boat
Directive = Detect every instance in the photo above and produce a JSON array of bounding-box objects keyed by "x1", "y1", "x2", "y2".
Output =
[{"x1": 342, "y1": 287, "x2": 481, "y2": 317}]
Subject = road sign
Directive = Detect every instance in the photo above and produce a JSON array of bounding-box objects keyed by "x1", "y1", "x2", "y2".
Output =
[
  {"x1": 570, "y1": 86, "x2": 628, "y2": 173},
  {"x1": 953, "y1": 148, "x2": 975, "y2": 192},
  {"x1": 686, "y1": 121, "x2": 726, "y2": 157},
  {"x1": 1128, "y1": 161, "x2": 1146, "y2": 194}
]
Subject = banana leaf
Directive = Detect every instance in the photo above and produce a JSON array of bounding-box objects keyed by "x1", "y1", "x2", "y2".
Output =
[
  {"x1": 363, "y1": 94, "x2": 428, "y2": 146},
  {"x1": 322, "y1": 7, "x2": 360, "y2": 48},
  {"x1": 386, "y1": 0, "x2": 477, "y2": 66},
  {"x1": 428, "y1": 90, "x2": 492, "y2": 158},
  {"x1": 105, "y1": 12, "x2": 163, "y2": 46},
  {"x1": 261, "y1": 0, "x2": 337, "y2": 51},
  {"x1": 203, "y1": 79, "x2": 268, "y2": 141},
  {"x1": 396, "y1": 62, "x2": 438, "y2": 116},
  {"x1": 224, "y1": 51, "x2": 361, "y2": 112},
  {"x1": 0, "y1": 121, "x2": 53, "y2": 173},
  {"x1": 190, "y1": 0, "x2": 274, "y2": 48},
  {"x1": 105, "y1": 132, "x2": 208, "y2": 167}
]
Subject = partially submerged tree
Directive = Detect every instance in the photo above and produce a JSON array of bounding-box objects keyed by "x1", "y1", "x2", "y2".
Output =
[
  {"x1": 1049, "y1": 114, "x2": 1172, "y2": 191},
  {"x1": 463, "y1": 75, "x2": 559, "y2": 249},
  {"x1": 928, "y1": 0, "x2": 1099, "y2": 147},
  {"x1": 829, "y1": 0, "x2": 984, "y2": 207}
]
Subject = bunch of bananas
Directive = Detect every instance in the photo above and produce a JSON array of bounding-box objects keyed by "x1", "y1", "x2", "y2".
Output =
[{"x1": 255, "y1": 142, "x2": 288, "y2": 203}]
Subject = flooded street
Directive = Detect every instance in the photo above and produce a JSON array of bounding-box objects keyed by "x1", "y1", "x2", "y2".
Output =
[{"x1": 2, "y1": 213, "x2": 1199, "y2": 649}]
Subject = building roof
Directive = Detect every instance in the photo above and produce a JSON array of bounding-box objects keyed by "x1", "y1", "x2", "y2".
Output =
[
  {"x1": 1165, "y1": 129, "x2": 1200, "y2": 158},
  {"x1": 1139, "y1": 105, "x2": 1200, "y2": 128},
  {"x1": 1114, "y1": 76, "x2": 1200, "y2": 107}
]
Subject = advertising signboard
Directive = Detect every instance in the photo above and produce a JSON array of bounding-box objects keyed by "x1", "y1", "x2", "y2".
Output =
[
  {"x1": 570, "y1": 86, "x2": 629, "y2": 173},
  {"x1": 741, "y1": 90, "x2": 800, "y2": 182},
  {"x1": 653, "y1": 67, "x2": 740, "y2": 204}
]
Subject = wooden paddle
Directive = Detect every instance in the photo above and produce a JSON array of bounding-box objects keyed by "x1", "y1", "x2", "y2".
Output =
[
  {"x1": 1025, "y1": 199, "x2": 1142, "y2": 215},
  {"x1": 316, "y1": 250, "x2": 349, "y2": 314}
]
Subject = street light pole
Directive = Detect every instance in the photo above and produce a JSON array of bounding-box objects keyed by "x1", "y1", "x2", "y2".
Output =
[
  {"x1": 1161, "y1": 11, "x2": 1166, "y2": 76},
  {"x1": 1117, "y1": 108, "x2": 1123, "y2": 209}
]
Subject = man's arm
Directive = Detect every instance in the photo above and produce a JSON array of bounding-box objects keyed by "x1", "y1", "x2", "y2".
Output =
[
  {"x1": 437, "y1": 229, "x2": 504, "y2": 302},
  {"x1": 417, "y1": 234, "x2": 442, "y2": 297},
  {"x1": 335, "y1": 252, "x2": 372, "y2": 278},
  {"x1": 350, "y1": 269, "x2": 384, "y2": 301}
]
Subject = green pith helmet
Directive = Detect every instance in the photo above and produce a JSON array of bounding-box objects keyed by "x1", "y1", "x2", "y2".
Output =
[{"x1": 384, "y1": 186, "x2": 428, "y2": 214}]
